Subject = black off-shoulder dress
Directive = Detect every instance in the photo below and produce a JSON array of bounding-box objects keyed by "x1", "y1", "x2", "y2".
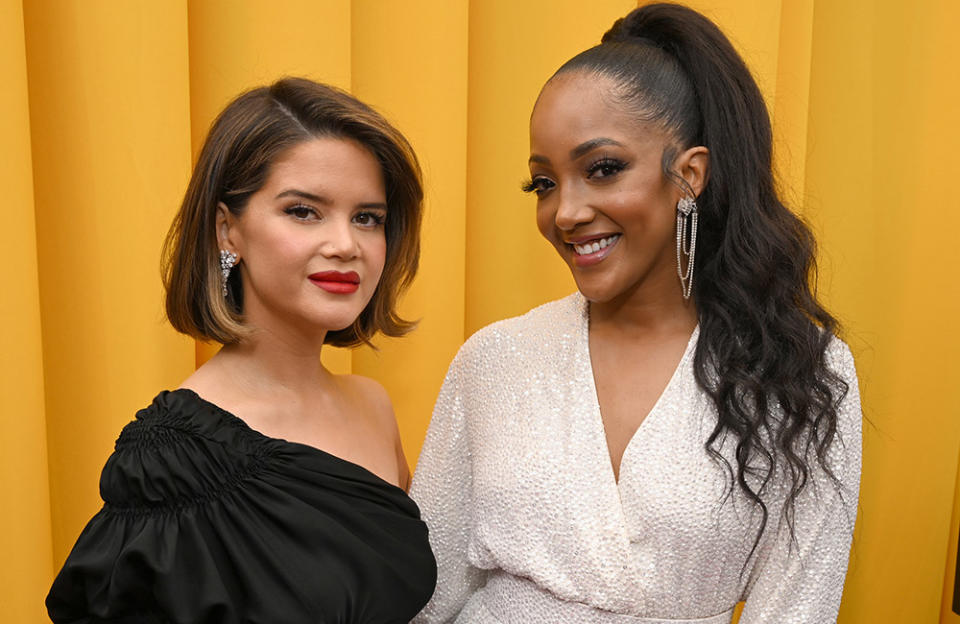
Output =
[{"x1": 46, "y1": 389, "x2": 437, "y2": 624}]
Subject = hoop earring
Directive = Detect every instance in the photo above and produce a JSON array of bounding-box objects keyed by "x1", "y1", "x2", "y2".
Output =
[
  {"x1": 219, "y1": 250, "x2": 238, "y2": 297},
  {"x1": 676, "y1": 197, "x2": 698, "y2": 300}
]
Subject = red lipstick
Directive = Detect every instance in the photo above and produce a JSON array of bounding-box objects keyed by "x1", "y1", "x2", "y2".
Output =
[{"x1": 308, "y1": 271, "x2": 360, "y2": 294}]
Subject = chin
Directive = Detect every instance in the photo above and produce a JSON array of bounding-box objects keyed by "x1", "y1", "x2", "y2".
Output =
[
  {"x1": 305, "y1": 299, "x2": 369, "y2": 330},
  {"x1": 571, "y1": 279, "x2": 617, "y2": 304},
  {"x1": 319, "y1": 314, "x2": 362, "y2": 333}
]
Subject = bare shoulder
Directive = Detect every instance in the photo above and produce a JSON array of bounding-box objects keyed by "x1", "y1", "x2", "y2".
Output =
[
  {"x1": 338, "y1": 374, "x2": 393, "y2": 416},
  {"x1": 337, "y1": 375, "x2": 402, "y2": 446},
  {"x1": 338, "y1": 374, "x2": 410, "y2": 489},
  {"x1": 177, "y1": 357, "x2": 231, "y2": 405}
]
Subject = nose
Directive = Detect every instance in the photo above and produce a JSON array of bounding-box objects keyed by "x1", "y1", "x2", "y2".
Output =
[
  {"x1": 552, "y1": 186, "x2": 595, "y2": 232},
  {"x1": 320, "y1": 218, "x2": 360, "y2": 260}
]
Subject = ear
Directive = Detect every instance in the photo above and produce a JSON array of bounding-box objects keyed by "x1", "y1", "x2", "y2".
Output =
[
  {"x1": 216, "y1": 202, "x2": 239, "y2": 254},
  {"x1": 676, "y1": 145, "x2": 710, "y2": 198}
]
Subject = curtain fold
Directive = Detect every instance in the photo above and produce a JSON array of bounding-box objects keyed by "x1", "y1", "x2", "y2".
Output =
[
  {"x1": 22, "y1": 0, "x2": 196, "y2": 566},
  {"x1": 802, "y1": 3, "x2": 960, "y2": 622},
  {"x1": 0, "y1": 0, "x2": 54, "y2": 620},
  {"x1": 2, "y1": 1, "x2": 958, "y2": 622},
  {"x1": 463, "y1": 1, "x2": 637, "y2": 336},
  {"x1": 349, "y1": 0, "x2": 469, "y2": 465}
]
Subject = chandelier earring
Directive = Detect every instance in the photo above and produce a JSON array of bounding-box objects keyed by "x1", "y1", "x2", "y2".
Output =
[
  {"x1": 219, "y1": 250, "x2": 238, "y2": 297},
  {"x1": 676, "y1": 196, "x2": 698, "y2": 300}
]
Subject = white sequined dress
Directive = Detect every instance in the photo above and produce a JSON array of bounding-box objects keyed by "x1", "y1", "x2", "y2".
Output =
[{"x1": 411, "y1": 293, "x2": 861, "y2": 624}]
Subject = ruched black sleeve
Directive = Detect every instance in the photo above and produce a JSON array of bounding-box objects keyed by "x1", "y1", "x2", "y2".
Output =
[{"x1": 46, "y1": 389, "x2": 436, "y2": 624}]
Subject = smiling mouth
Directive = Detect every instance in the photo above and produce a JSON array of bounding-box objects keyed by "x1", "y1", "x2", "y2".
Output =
[{"x1": 571, "y1": 234, "x2": 620, "y2": 256}]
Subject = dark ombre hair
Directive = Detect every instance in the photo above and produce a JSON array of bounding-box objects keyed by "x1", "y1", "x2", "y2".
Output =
[
  {"x1": 554, "y1": 4, "x2": 848, "y2": 557},
  {"x1": 162, "y1": 77, "x2": 422, "y2": 347}
]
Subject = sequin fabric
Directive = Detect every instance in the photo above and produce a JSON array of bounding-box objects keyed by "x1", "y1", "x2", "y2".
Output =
[{"x1": 411, "y1": 293, "x2": 862, "y2": 624}]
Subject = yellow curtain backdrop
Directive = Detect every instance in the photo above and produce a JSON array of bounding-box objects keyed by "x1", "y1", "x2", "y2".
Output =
[
  {"x1": 22, "y1": 0, "x2": 196, "y2": 572},
  {"x1": 0, "y1": 1, "x2": 53, "y2": 622},
  {"x1": 3, "y1": 1, "x2": 958, "y2": 622}
]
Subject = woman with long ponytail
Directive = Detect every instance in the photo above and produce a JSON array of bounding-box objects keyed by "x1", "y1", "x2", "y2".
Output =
[{"x1": 412, "y1": 4, "x2": 861, "y2": 623}]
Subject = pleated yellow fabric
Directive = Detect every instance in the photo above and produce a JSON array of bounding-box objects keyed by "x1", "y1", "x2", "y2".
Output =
[
  {"x1": 463, "y1": 1, "x2": 636, "y2": 335},
  {"x1": 800, "y1": 3, "x2": 960, "y2": 622},
  {"x1": 3, "y1": 1, "x2": 959, "y2": 622},
  {"x1": 770, "y1": 0, "x2": 814, "y2": 211},
  {"x1": 350, "y1": 0, "x2": 469, "y2": 466},
  {"x1": 943, "y1": 447, "x2": 960, "y2": 623},
  {"x1": 22, "y1": 0, "x2": 196, "y2": 566},
  {"x1": 0, "y1": 1, "x2": 54, "y2": 620}
]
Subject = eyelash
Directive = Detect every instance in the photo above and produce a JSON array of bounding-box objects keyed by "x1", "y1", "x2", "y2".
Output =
[
  {"x1": 284, "y1": 204, "x2": 318, "y2": 220},
  {"x1": 521, "y1": 177, "x2": 554, "y2": 196},
  {"x1": 586, "y1": 157, "x2": 627, "y2": 179},
  {"x1": 283, "y1": 204, "x2": 386, "y2": 228},
  {"x1": 522, "y1": 156, "x2": 629, "y2": 197},
  {"x1": 353, "y1": 211, "x2": 386, "y2": 228}
]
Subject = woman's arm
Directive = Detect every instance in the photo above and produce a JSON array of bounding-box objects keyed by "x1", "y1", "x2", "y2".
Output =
[
  {"x1": 739, "y1": 339, "x2": 862, "y2": 623},
  {"x1": 410, "y1": 345, "x2": 489, "y2": 623}
]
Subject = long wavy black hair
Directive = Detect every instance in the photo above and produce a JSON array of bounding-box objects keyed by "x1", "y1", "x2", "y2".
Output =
[{"x1": 554, "y1": 3, "x2": 848, "y2": 557}]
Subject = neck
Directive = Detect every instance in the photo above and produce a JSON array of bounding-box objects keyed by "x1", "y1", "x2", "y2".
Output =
[
  {"x1": 588, "y1": 276, "x2": 698, "y2": 338},
  {"x1": 214, "y1": 321, "x2": 334, "y2": 399}
]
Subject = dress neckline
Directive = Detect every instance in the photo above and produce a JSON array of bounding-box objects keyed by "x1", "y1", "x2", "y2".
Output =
[
  {"x1": 168, "y1": 387, "x2": 407, "y2": 494},
  {"x1": 575, "y1": 292, "x2": 700, "y2": 487}
]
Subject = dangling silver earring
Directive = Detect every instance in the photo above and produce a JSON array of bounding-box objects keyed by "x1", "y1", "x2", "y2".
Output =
[
  {"x1": 676, "y1": 196, "x2": 698, "y2": 300},
  {"x1": 219, "y1": 250, "x2": 238, "y2": 297}
]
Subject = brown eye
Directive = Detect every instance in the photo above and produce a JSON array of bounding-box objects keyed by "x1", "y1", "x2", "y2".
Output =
[
  {"x1": 522, "y1": 177, "x2": 555, "y2": 196},
  {"x1": 284, "y1": 204, "x2": 318, "y2": 220},
  {"x1": 353, "y1": 211, "x2": 386, "y2": 228},
  {"x1": 586, "y1": 158, "x2": 626, "y2": 179}
]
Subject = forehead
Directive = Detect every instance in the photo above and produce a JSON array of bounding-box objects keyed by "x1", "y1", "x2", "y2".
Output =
[
  {"x1": 530, "y1": 71, "x2": 664, "y2": 154},
  {"x1": 267, "y1": 137, "x2": 380, "y2": 179}
]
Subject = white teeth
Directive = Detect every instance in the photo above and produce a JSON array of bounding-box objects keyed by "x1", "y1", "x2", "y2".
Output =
[{"x1": 573, "y1": 235, "x2": 619, "y2": 255}]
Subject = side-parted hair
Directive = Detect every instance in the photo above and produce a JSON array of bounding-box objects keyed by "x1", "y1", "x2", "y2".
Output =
[
  {"x1": 554, "y1": 4, "x2": 847, "y2": 560},
  {"x1": 162, "y1": 77, "x2": 423, "y2": 347}
]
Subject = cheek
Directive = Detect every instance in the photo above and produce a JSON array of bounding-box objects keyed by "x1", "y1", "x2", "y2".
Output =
[
  {"x1": 610, "y1": 185, "x2": 672, "y2": 230},
  {"x1": 366, "y1": 233, "x2": 388, "y2": 276},
  {"x1": 535, "y1": 203, "x2": 557, "y2": 242},
  {"x1": 251, "y1": 230, "x2": 306, "y2": 270}
]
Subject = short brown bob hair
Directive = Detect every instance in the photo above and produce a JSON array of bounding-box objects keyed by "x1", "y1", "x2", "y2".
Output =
[{"x1": 162, "y1": 77, "x2": 423, "y2": 347}]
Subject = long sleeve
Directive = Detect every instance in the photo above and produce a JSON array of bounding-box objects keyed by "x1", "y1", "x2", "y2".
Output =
[
  {"x1": 739, "y1": 340, "x2": 862, "y2": 623},
  {"x1": 410, "y1": 345, "x2": 489, "y2": 623},
  {"x1": 410, "y1": 294, "x2": 863, "y2": 623}
]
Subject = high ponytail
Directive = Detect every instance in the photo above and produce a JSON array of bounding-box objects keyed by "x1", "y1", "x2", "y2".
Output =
[{"x1": 555, "y1": 3, "x2": 848, "y2": 562}]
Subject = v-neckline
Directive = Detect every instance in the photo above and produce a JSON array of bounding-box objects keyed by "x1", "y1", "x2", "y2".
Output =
[{"x1": 577, "y1": 294, "x2": 700, "y2": 487}]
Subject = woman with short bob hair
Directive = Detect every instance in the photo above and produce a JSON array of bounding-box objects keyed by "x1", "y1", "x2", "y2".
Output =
[
  {"x1": 47, "y1": 77, "x2": 436, "y2": 624},
  {"x1": 165, "y1": 76, "x2": 422, "y2": 347}
]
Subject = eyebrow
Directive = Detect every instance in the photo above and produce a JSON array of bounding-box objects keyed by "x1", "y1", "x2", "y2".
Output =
[
  {"x1": 275, "y1": 188, "x2": 387, "y2": 210},
  {"x1": 276, "y1": 189, "x2": 330, "y2": 204},
  {"x1": 528, "y1": 137, "x2": 626, "y2": 165},
  {"x1": 570, "y1": 137, "x2": 624, "y2": 160}
]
